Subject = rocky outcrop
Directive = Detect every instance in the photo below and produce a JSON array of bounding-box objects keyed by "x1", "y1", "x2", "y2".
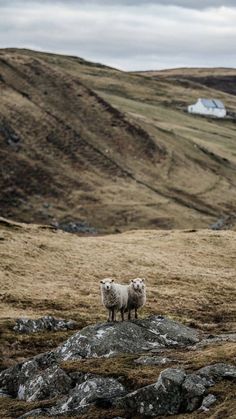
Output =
[
  {"x1": 1, "y1": 316, "x2": 236, "y2": 418},
  {"x1": 49, "y1": 376, "x2": 126, "y2": 416},
  {"x1": 115, "y1": 364, "x2": 236, "y2": 417},
  {"x1": 18, "y1": 365, "x2": 72, "y2": 402},
  {"x1": 116, "y1": 368, "x2": 187, "y2": 416},
  {"x1": 56, "y1": 315, "x2": 199, "y2": 360},
  {"x1": 14, "y1": 316, "x2": 78, "y2": 333}
]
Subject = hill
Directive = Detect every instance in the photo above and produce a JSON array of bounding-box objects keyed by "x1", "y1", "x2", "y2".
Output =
[
  {"x1": 0, "y1": 218, "x2": 235, "y2": 417},
  {"x1": 138, "y1": 67, "x2": 236, "y2": 97},
  {"x1": 1, "y1": 49, "x2": 236, "y2": 233}
]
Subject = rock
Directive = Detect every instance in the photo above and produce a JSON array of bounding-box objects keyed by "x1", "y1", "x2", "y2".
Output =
[
  {"x1": 199, "y1": 394, "x2": 217, "y2": 412},
  {"x1": 14, "y1": 315, "x2": 78, "y2": 333},
  {"x1": 193, "y1": 333, "x2": 236, "y2": 350},
  {"x1": 182, "y1": 373, "x2": 208, "y2": 412},
  {"x1": 17, "y1": 365, "x2": 72, "y2": 402},
  {"x1": 0, "y1": 364, "x2": 22, "y2": 397},
  {"x1": 116, "y1": 368, "x2": 186, "y2": 416},
  {"x1": 0, "y1": 351, "x2": 60, "y2": 398},
  {"x1": 197, "y1": 363, "x2": 236, "y2": 381},
  {"x1": 0, "y1": 122, "x2": 21, "y2": 148},
  {"x1": 49, "y1": 376, "x2": 126, "y2": 416},
  {"x1": 0, "y1": 389, "x2": 11, "y2": 398},
  {"x1": 135, "y1": 315, "x2": 199, "y2": 346},
  {"x1": 56, "y1": 315, "x2": 199, "y2": 360},
  {"x1": 134, "y1": 356, "x2": 172, "y2": 365},
  {"x1": 57, "y1": 220, "x2": 97, "y2": 234}
]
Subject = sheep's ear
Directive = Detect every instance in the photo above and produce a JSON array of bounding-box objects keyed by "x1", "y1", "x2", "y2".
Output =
[
  {"x1": 111, "y1": 279, "x2": 114, "y2": 282},
  {"x1": 131, "y1": 279, "x2": 134, "y2": 283},
  {"x1": 142, "y1": 279, "x2": 145, "y2": 282},
  {"x1": 100, "y1": 280, "x2": 104, "y2": 284}
]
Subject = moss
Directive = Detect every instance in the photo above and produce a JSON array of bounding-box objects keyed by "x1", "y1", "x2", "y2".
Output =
[
  {"x1": 0, "y1": 397, "x2": 56, "y2": 419},
  {"x1": 62, "y1": 355, "x2": 167, "y2": 390},
  {"x1": 0, "y1": 318, "x2": 85, "y2": 370}
]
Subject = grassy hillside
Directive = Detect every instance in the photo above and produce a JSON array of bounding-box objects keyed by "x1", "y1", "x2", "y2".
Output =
[
  {"x1": 0, "y1": 218, "x2": 235, "y2": 418},
  {"x1": 138, "y1": 67, "x2": 236, "y2": 96},
  {"x1": 0, "y1": 48, "x2": 236, "y2": 233}
]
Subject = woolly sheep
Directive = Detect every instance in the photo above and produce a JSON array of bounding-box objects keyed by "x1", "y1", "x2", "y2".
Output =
[
  {"x1": 100, "y1": 278, "x2": 128, "y2": 322},
  {"x1": 127, "y1": 278, "x2": 146, "y2": 320}
]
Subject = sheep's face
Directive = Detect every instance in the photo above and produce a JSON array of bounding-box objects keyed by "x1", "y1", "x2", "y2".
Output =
[
  {"x1": 131, "y1": 278, "x2": 145, "y2": 291},
  {"x1": 100, "y1": 278, "x2": 114, "y2": 292}
]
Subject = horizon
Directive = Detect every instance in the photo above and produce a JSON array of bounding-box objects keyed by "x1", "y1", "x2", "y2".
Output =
[
  {"x1": 0, "y1": 1, "x2": 236, "y2": 71},
  {"x1": 1, "y1": 47, "x2": 236, "y2": 73}
]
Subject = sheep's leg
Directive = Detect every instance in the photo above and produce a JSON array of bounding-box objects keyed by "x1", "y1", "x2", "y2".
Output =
[
  {"x1": 135, "y1": 308, "x2": 138, "y2": 319},
  {"x1": 108, "y1": 309, "x2": 112, "y2": 322},
  {"x1": 120, "y1": 308, "x2": 124, "y2": 322},
  {"x1": 128, "y1": 310, "x2": 131, "y2": 320},
  {"x1": 112, "y1": 308, "x2": 115, "y2": 322}
]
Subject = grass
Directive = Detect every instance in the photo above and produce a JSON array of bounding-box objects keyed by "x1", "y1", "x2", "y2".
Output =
[
  {"x1": 1, "y1": 49, "x2": 236, "y2": 417},
  {"x1": 1, "y1": 48, "x2": 236, "y2": 233}
]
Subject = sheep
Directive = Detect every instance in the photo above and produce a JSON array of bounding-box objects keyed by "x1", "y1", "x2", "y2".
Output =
[
  {"x1": 127, "y1": 278, "x2": 146, "y2": 320},
  {"x1": 100, "y1": 278, "x2": 128, "y2": 322}
]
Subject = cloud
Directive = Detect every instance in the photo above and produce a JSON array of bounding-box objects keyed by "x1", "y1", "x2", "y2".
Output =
[
  {"x1": 1, "y1": 0, "x2": 235, "y2": 9},
  {"x1": 0, "y1": 0, "x2": 235, "y2": 70},
  {"x1": 3, "y1": 0, "x2": 236, "y2": 10}
]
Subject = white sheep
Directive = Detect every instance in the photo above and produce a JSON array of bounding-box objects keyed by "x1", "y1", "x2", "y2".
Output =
[
  {"x1": 100, "y1": 278, "x2": 128, "y2": 322},
  {"x1": 127, "y1": 278, "x2": 146, "y2": 320}
]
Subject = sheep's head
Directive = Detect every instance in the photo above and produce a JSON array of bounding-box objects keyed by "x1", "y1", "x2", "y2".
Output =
[
  {"x1": 100, "y1": 278, "x2": 114, "y2": 291},
  {"x1": 130, "y1": 278, "x2": 145, "y2": 291}
]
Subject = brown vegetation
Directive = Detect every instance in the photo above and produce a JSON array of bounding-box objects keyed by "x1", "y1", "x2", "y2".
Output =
[{"x1": 1, "y1": 49, "x2": 236, "y2": 233}]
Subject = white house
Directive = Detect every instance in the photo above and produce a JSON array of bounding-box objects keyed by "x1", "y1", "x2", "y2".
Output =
[{"x1": 188, "y1": 98, "x2": 226, "y2": 118}]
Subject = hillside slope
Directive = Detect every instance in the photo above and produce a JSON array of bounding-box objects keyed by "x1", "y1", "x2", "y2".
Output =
[
  {"x1": 1, "y1": 49, "x2": 236, "y2": 232},
  {"x1": 139, "y1": 67, "x2": 236, "y2": 96}
]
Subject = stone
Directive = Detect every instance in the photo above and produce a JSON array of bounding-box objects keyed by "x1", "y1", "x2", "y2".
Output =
[
  {"x1": 0, "y1": 389, "x2": 11, "y2": 398},
  {"x1": 14, "y1": 315, "x2": 78, "y2": 333},
  {"x1": 49, "y1": 376, "x2": 126, "y2": 416},
  {"x1": 182, "y1": 373, "x2": 208, "y2": 412},
  {"x1": 56, "y1": 315, "x2": 199, "y2": 360},
  {"x1": 57, "y1": 220, "x2": 96, "y2": 234},
  {"x1": 135, "y1": 315, "x2": 199, "y2": 346},
  {"x1": 0, "y1": 364, "x2": 22, "y2": 397},
  {"x1": 199, "y1": 394, "x2": 217, "y2": 412},
  {"x1": 197, "y1": 363, "x2": 236, "y2": 381},
  {"x1": 0, "y1": 352, "x2": 63, "y2": 399},
  {"x1": 116, "y1": 368, "x2": 186, "y2": 417},
  {"x1": 134, "y1": 356, "x2": 172, "y2": 365},
  {"x1": 17, "y1": 365, "x2": 72, "y2": 402}
]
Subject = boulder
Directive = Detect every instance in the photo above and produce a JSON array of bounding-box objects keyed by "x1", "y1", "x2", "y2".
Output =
[
  {"x1": 0, "y1": 352, "x2": 62, "y2": 399},
  {"x1": 57, "y1": 315, "x2": 199, "y2": 360},
  {"x1": 49, "y1": 376, "x2": 126, "y2": 416},
  {"x1": 135, "y1": 316, "x2": 199, "y2": 346},
  {"x1": 197, "y1": 363, "x2": 236, "y2": 381},
  {"x1": 14, "y1": 316, "x2": 78, "y2": 333},
  {"x1": 182, "y1": 373, "x2": 208, "y2": 412},
  {"x1": 17, "y1": 365, "x2": 72, "y2": 402},
  {"x1": 0, "y1": 363, "x2": 22, "y2": 397},
  {"x1": 116, "y1": 368, "x2": 186, "y2": 416},
  {"x1": 199, "y1": 394, "x2": 217, "y2": 412}
]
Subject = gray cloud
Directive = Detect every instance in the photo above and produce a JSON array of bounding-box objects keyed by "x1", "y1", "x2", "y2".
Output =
[
  {"x1": 0, "y1": 0, "x2": 235, "y2": 70},
  {"x1": 1, "y1": 0, "x2": 236, "y2": 9}
]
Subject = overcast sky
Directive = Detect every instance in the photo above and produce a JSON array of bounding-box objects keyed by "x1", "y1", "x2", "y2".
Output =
[{"x1": 0, "y1": 0, "x2": 235, "y2": 70}]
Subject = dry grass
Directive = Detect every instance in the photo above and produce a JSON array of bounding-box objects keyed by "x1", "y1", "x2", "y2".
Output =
[
  {"x1": 1, "y1": 48, "x2": 236, "y2": 233},
  {"x1": 0, "y1": 218, "x2": 235, "y2": 369},
  {"x1": 0, "y1": 219, "x2": 236, "y2": 417}
]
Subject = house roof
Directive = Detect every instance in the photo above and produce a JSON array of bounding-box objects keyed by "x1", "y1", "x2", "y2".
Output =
[{"x1": 200, "y1": 98, "x2": 225, "y2": 109}]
